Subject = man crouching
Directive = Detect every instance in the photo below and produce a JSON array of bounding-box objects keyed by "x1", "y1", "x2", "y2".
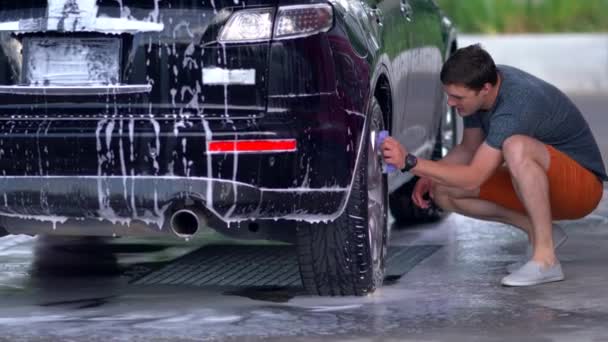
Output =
[{"x1": 381, "y1": 44, "x2": 606, "y2": 286}]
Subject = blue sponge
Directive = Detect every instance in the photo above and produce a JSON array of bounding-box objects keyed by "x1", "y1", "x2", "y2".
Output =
[{"x1": 376, "y1": 130, "x2": 396, "y2": 174}]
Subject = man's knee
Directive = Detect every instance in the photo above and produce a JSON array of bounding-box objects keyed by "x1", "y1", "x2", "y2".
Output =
[
  {"x1": 431, "y1": 184, "x2": 453, "y2": 210},
  {"x1": 503, "y1": 134, "x2": 549, "y2": 173},
  {"x1": 503, "y1": 135, "x2": 528, "y2": 167}
]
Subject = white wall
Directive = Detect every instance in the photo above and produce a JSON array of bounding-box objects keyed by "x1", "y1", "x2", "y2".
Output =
[{"x1": 459, "y1": 34, "x2": 608, "y2": 95}]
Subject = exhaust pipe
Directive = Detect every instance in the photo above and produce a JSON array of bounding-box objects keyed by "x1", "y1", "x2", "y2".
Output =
[{"x1": 170, "y1": 208, "x2": 205, "y2": 238}]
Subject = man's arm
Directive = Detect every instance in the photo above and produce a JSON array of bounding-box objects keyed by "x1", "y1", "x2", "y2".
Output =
[
  {"x1": 409, "y1": 127, "x2": 487, "y2": 208},
  {"x1": 381, "y1": 127, "x2": 503, "y2": 190},
  {"x1": 412, "y1": 142, "x2": 503, "y2": 190}
]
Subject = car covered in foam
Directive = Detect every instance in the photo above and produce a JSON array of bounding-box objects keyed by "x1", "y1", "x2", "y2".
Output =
[{"x1": 0, "y1": 0, "x2": 457, "y2": 295}]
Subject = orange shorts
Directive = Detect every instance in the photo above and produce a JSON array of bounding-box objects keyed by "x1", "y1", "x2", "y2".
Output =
[{"x1": 479, "y1": 145, "x2": 603, "y2": 220}]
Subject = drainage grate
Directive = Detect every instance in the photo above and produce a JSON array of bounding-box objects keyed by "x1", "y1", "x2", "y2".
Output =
[
  {"x1": 130, "y1": 245, "x2": 441, "y2": 288},
  {"x1": 385, "y1": 244, "x2": 441, "y2": 277}
]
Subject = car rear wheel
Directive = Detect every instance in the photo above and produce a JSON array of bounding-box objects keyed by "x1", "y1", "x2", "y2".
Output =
[
  {"x1": 296, "y1": 97, "x2": 388, "y2": 296},
  {"x1": 389, "y1": 104, "x2": 457, "y2": 225}
]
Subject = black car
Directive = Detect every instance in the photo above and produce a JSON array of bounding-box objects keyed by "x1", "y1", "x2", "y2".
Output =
[{"x1": 0, "y1": 0, "x2": 457, "y2": 296}]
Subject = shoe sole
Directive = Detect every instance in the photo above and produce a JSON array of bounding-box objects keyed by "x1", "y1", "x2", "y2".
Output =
[{"x1": 501, "y1": 274, "x2": 565, "y2": 287}]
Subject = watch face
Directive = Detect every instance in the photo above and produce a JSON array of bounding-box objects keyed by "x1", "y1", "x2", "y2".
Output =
[
  {"x1": 406, "y1": 154, "x2": 417, "y2": 170},
  {"x1": 400, "y1": 154, "x2": 416, "y2": 172}
]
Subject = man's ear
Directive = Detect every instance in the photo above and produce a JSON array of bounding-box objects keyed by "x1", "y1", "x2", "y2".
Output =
[{"x1": 479, "y1": 82, "x2": 492, "y2": 96}]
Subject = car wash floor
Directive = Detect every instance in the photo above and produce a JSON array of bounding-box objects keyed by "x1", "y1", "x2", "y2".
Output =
[
  {"x1": 1, "y1": 191, "x2": 608, "y2": 342},
  {"x1": 1, "y1": 93, "x2": 608, "y2": 342}
]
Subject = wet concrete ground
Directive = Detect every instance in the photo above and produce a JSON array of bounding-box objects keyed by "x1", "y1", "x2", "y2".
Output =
[
  {"x1": 2, "y1": 204, "x2": 608, "y2": 342},
  {"x1": 0, "y1": 94, "x2": 607, "y2": 341}
]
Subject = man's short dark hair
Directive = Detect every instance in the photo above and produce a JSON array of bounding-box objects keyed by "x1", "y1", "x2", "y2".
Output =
[{"x1": 440, "y1": 44, "x2": 498, "y2": 91}]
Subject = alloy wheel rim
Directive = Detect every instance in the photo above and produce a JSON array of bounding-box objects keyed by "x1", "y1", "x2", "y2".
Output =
[
  {"x1": 366, "y1": 111, "x2": 387, "y2": 282},
  {"x1": 441, "y1": 106, "x2": 456, "y2": 157}
]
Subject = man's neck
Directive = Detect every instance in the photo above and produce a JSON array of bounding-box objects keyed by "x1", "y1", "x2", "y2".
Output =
[{"x1": 481, "y1": 72, "x2": 502, "y2": 111}]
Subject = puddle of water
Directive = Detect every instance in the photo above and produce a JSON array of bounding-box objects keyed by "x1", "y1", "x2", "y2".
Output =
[{"x1": 224, "y1": 286, "x2": 304, "y2": 303}]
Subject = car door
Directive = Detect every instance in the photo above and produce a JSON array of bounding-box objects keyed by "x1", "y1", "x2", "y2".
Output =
[
  {"x1": 365, "y1": 0, "x2": 442, "y2": 161},
  {"x1": 364, "y1": 0, "x2": 414, "y2": 148},
  {"x1": 399, "y1": 0, "x2": 445, "y2": 159}
]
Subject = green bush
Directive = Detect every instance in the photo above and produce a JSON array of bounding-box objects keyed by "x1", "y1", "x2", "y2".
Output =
[{"x1": 437, "y1": 0, "x2": 608, "y2": 33}]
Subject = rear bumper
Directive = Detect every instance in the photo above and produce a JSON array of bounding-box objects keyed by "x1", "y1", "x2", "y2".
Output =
[
  {"x1": 0, "y1": 175, "x2": 348, "y2": 226},
  {"x1": 0, "y1": 102, "x2": 363, "y2": 234}
]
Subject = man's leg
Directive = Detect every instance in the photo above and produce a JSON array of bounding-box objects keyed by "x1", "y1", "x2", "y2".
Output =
[
  {"x1": 501, "y1": 135, "x2": 555, "y2": 267},
  {"x1": 432, "y1": 184, "x2": 536, "y2": 244},
  {"x1": 432, "y1": 135, "x2": 555, "y2": 265}
]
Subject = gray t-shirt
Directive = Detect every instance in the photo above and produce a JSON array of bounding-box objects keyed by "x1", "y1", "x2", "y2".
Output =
[{"x1": 464, "y1": 65, "x2": 607, "y2": 181}]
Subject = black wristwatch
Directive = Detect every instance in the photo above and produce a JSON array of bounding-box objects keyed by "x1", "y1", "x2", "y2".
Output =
[{"x1": 401, "y1": 153, "x2": 418, "y2": 173}]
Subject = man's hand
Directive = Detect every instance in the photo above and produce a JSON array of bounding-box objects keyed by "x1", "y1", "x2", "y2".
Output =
[
  {"x1": 412, "y1": 177, "x2": 433, "y2": 209},
  {"x1": 381, "y1": 137, "x2": 408, "y2": 170}
]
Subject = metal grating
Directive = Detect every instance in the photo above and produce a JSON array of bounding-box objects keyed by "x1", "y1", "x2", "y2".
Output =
[
  {"x1": 385, "y1": 245, "x2": 441, "y2": 277},
  {"x1": 130, "y1": 245, "x2": 441, "y2": 288}
]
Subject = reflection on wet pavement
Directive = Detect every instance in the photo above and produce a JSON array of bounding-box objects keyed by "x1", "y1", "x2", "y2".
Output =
[
  {"x1": 225, "y1": 287, "x2": 305, "y2": 303},
  {"x1": 32, "y1": 236, "x2": 121, "y2": 277}
]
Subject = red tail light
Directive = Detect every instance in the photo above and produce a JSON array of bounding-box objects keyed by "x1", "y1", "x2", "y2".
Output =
[{"x1": 207, "y1": 139, "x2": 297, "y2": 154}]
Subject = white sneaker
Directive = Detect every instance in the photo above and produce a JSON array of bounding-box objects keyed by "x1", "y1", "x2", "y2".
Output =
[
  {"x1": 506, "y1": 224, "x2": 567, "y2": 274},
  {"x1": 501, "y1": 260, "x2": 564, "y2": 286}
]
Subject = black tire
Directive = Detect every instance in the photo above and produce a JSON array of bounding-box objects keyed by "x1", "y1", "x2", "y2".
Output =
[
  {"x1": 389, "y1": 104, "x2": 457, "y2": 226},
  {"x1": 296, "y1": 97, "x2": 388, "y2": 296}
]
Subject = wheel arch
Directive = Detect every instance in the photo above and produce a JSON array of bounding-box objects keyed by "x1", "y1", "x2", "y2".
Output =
[{"x1": 370, "y1": 62, "x2": 393, "y2": 134}]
